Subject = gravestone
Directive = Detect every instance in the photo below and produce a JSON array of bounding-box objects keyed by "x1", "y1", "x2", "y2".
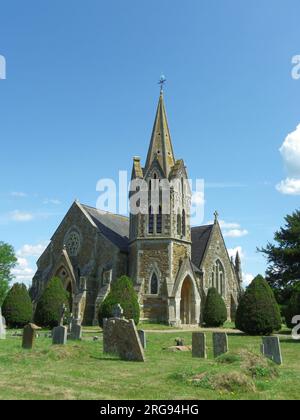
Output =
[
  {"x1": 213, "y1": 333, "x2": 228, "y2": 358},
  {"x1": 59, "y1": 304, "x2": 67, "y2": 326},
  {"x1": 70, "y1": 318, "x2": 82, "y2": 341},
  {"x1": 112, "y1": 304, "x2": 124, "y2": 319},
  {"x1": 22, "y1": 324, "x2": 41, "y2": 349},
  {"x1": 67, "y1": 313, "x2": 74, "y2": 333},
  {"x1": 261, "y1": 337, "x2": 283, "y2": 365},
  {"x1": 192, "y1": 333, "x2": 207, "y2": 358},
  {"x1": 103, "y1": 317, "x2": 145, "y2": 362},
  {"x1": 0, "y1": 307, "x2": 6, "y2": 340},
  {"x1": 138, "y1": 330, "x2": 146, "y2": 349},
  {"x1": 52, "y1": 326, "x2": 67, "y2": 345}
]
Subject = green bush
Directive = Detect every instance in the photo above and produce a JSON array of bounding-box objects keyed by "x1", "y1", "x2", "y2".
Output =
[
  {"x1": 34, "y1": 277, "x2": 70, "y2": 328},
  {"x1": 285, "y1": 289, "x2": 300, "y2": 329},
  {"x1": 235, "y1": 275, "x2": 282, "y2": 335},
  {"x1": 203, "y1": 287, "x2": 227, "y2": 327},
  {"x1": 98, "y1": 275, "x2": 140, "y2": 327},
  {"x1": 2, "y1": 283, "x2": 33, "y2": 328}
]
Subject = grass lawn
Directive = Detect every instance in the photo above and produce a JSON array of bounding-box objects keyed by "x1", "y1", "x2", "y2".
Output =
[{"x1": 0, "y1": 329, "x2": 299, "y2": 400}]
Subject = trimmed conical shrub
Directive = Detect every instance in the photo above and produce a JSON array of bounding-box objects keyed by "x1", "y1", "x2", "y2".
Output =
[
  {"x1": 285, "y1": 289, "x2": 300, "y2": 329},
  {"x1": 34, "y1": 277, "x2": 70, "y2": 328},
  {"x1": 203, "y1": 287, "x2": 227, "y2": 327},
  {"x1": 235, "y1": 275, "x2": 282, "y2": 335},
  {"x1": 2, "y1": 283, "x2": 33, "y2": 328},
  {"x1": 98, "y1": 275, "x2": 140, "y2": 327}
]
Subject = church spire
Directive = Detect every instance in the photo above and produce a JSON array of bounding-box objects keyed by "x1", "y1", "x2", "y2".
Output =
[{"x1": 145, "y1": 91, "x2": 175, "y2": 177}]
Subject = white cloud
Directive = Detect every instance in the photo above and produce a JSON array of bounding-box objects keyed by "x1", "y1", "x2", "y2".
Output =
[
  {"x1": 43, "y1": 199, "x2": 61, "y2": 205},
  {"x1": 10, "y1": 192, "x2": 28, "y2": 198},
  {"x1": 243, "y1": 273, "x2": 254, "y2": 287},
  {"x1": 208, "y1": 219, "x2": 249, "y2": 238},
  {"x1": 11, "y1": 257, "x2": 34, "y2": 285},
  {"x1": 228, "y1": 247, "x2": 253, "y2": 287},
  {"x1": 228, "y1": 246, "x2": 245, "y2": 260},
  {"x1": 223, "y1": 229, "x2": 249, "y2": 238},
  {"x1": 276, "y1": 178, "x2": 300, "y2": 195},
  {"x1": 17, "y1": 243, "x2": 48, "y2": 258},
  {"x1": 192, "y1": 191, "x2": 205, "y2": 206},
  {"x1": 9, "y1": 210, "x2": 34, "y2": 222},
  {"x1": 277, "y1": 124, "x2": 300, "y2": 195},
  {"x1": 279, "y1": 124, "x2": 300, "y2": 176}
]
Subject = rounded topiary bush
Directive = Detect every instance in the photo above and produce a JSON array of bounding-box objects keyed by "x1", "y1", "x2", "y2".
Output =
[
  {"x1": 203, "y1": 287, "x2": 227, "y2": 327},
  {"x1": 235, "y1": 275, "x2": 282, "y2": 336},
  {"x1": 98, "y1": 275, "x2": 140, "y2": 327},
  {"x1": 285, "y1": 289, "x2": 300, "y2": 329},
  {"x1": 2, "y1": 283, "x2": 33, "y2": 328},
  {"x1": 34, "y1": 277, "x2": 70, "y2": 328}
]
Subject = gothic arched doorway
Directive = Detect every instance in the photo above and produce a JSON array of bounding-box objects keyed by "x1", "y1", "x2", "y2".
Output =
[{"x1": 180, "y1": 277, "x2": 195, "y2": 325}]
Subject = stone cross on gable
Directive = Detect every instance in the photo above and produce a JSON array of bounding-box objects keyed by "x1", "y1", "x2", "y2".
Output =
[{"x1": 214, "y1": 210, "x2": 219, "y2": 223}]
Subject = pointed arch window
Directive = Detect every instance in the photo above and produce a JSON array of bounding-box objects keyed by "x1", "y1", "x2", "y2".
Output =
[
  {"x1": 157, "y1": 205, "x2": 162, "y2": 234},
  {"x1": 182, "y1": 209, "x2": 186, "y2": 237},
  {"x1": 177, "y1": 213, "x2": 182, "y2": 236},
  {"x1": 150, "y1": 272, "x2": 159, "y2": 295},
  {"x1": 148, "y1": 206, "x2": 154, "y2": 234},
  {"x1": 212, "y1": 260, "x2": 225, "y2": 296}
]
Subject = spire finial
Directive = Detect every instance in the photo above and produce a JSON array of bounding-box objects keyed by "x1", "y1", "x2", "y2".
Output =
[
  {"x1": 158, "y1": 74, "x2": 167, "y2": 94},
  {"x1": 214, "y1": 210, "x2": 219, "y2": 223}
]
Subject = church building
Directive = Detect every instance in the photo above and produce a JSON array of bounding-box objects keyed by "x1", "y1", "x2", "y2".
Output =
[{"x1": 31, "y1": 91, "x2": 242, "y2": 326}]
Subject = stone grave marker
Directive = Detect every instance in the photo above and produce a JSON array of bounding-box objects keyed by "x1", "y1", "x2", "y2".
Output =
[
  {"x1": 103, "y1": 307, "x2": 145, "y2": 362},
  {"x1": 0, "y1": 307, "x2": 6, "y2": 340},
  {"x1": 261, "y1": 336, "x2": 283, "y2": 365},
  {"x1": 22, "y1": 324, "x2": 41, "y2": 349},
  {"x1": 213, "y1": 332, "x2": 228, "y2": 358},
  {"x1": 70, "y1": 318, "x2": 82, "y2": 341},
  {"x1": 192, "y1": 333, "x2": 207, "y2": 358},
  {"x1": 138, "y1": 330, "x2": 146, "y2": 349},
  {"x1": 52, "y1": 326, "x2": 68, "y2": 345}
]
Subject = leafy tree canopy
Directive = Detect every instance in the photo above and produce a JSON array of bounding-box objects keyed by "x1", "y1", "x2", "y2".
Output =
[
  {"x1": 259, "y1": 210, "x2": 300, "y2": 292},
  {"x1": 0, "y1": 242, "x2": 17, "y2": 305}
]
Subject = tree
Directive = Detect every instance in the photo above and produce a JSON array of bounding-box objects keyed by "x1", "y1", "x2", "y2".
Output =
[
  {"x1": 285, "y1": 287, "x2": 300, "y2": 329},
  {"x1": 2, "y1": 283, "x2": 33, "y2": 328},
  {"x1": 203, "y1": 287, "x2": 227, "y2": 327},
  {"x1": 259, "y1": 210, "x2": 300, "y2": 292},
  {"x1": 0, "y1": 242, "x2": 17, "y2": 305},
  {"x1": 235, "y1": 275, "x2": 282, "y2": 336},
  {"x1": 34, "y1": 277, "x2": 70, "y2": 328},
  {"x1": 98, "y1": 276, "x2": 140, "y2": 327}
]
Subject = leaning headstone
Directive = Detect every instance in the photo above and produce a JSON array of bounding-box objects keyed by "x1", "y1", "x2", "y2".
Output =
[
  {"x1": 0, "y1": 307, "x2": 6, "y2": 340},
  {"x1": 70, "y1": 319, "x2": 82, "y2": 341},
  {"x1": 52, "y1": 326, "x2": 67, "y2": 345},
  {"x1": 22, "y1": 324, "x2": 41, "y2": 349},
  {"x1": 261, "y1": 336, "x2": 283, "y2": 365},
  {"x1": 103, "y1": 318, "x2": 145, "y2": 362},
  {"x1": 138, "y1": 330, "x2": 146, "y2": 349},
  {"x1": 192, "y1": 333, "x2": 207, "y2": 358},
  {"x1": 213, "y1": 333, "x2": 228, "y2": 358}
]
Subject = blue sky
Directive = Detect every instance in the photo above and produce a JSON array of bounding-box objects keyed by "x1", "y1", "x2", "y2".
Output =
[{"x1": 1, "y1": 0, "x2": 300, "y2": 286}]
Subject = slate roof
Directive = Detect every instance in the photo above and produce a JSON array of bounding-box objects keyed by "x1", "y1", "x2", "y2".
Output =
[
  {"x1": 191, "y1": 225, "x2": 214, "y2": 267},
  {"x1": 82, "y1": 204, "x2": 129, "y2": 252},
  {"x1": 82, "y1": 204, "x2": 213, "y2": 264}
]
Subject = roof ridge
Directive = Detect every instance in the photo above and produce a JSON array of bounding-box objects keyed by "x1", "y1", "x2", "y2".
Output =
[
  {"x1": 192, "y1": 224, "x2": 214, "y2": 229},
  {"x1": 81, "y1": 204, "x2": 129, "y2": 220}
]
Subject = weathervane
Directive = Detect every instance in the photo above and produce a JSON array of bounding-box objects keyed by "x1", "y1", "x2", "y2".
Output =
[{"x1": 158, "y1": 74, "x2": 167, "y2": 93}]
